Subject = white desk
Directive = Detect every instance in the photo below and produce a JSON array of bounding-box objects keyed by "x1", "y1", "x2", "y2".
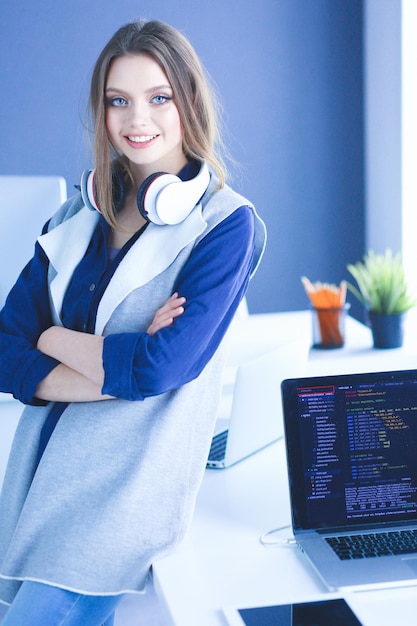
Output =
[{"x1": 153, "y1": 311, "x2": 417, "y2": 626}]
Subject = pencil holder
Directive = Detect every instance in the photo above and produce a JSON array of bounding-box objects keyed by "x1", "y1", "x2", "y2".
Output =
[{"x1": 311, "y1": 304, "x2": 350, "y2": 349}]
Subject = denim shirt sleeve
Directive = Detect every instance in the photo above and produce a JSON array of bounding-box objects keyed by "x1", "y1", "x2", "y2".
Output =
[
  {"x1": 102, "y1": 206, "x2": 255, "y2": 400},
  {"x1": 0, "y1": 241, "x2": 60, "y2": 404}
]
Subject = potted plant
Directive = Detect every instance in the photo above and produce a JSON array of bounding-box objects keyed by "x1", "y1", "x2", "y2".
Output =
[{"x1": 346, "y1": 248, "x2": 416, "y2": 348}]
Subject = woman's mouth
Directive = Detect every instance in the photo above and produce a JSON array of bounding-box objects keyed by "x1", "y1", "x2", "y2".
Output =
[{"x1": 126, "y1": 134, "x2": 158, "y2": 146}]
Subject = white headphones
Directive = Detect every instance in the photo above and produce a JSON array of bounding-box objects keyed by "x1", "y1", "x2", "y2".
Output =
[{"x1": 80, "y1": 161, "x2": 210, "y2": 226}]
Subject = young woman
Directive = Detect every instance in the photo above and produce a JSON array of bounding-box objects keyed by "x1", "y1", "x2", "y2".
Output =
[{"x1": 0, "y1": 20, "x2": 266, "y2": 625}]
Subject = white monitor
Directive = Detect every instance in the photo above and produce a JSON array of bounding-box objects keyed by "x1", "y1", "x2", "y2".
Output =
[{"x1": 0, "y1": 175, "x2": 67, "y2": 306}]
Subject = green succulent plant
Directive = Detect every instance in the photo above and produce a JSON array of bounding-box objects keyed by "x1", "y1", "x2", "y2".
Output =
[{"x1": 346, "y1": 249, "x2": 417, "y2": 315}]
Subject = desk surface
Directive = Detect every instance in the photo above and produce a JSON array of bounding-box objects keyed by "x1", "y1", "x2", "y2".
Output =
[{"x1": 153, "y1": 311, "x2": 417, "y2": 626}]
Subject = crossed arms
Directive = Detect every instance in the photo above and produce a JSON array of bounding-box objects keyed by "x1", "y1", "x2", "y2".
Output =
[{"x1": 35, "y1": 293, "x2": 185, "y2": 403}]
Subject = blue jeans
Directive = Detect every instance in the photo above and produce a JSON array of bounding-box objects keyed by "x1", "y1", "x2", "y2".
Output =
[{"x1": 1, "y1": 581, "x2": 123, "y2": 625}]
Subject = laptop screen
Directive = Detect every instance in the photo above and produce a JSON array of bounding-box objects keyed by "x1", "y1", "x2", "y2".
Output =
[{"x1": 281, "y1": 370, "x2": 417, "y2": 531}]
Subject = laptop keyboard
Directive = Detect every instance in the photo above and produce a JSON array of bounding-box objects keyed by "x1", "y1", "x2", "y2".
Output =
[
  {"x1": 208, "y1": 430, "x2": 228, "y2": 462},
  {"x1": 326, "y1": 529, "x2": 417, "y2": 560}
]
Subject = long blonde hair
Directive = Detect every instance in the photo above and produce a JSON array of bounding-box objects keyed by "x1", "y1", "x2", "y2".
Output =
[{"x1": 89, "y1": 20, "x2": 227, "y2": 227}]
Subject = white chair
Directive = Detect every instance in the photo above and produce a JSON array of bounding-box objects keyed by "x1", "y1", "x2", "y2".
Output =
[{"x1": 0, "y1": 175, "x2": 67, "y2": 307}]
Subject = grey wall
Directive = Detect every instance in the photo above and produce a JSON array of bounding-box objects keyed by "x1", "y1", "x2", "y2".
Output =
[{"x1": 0, "y1": 0, "x2": 365, "y2": 315}]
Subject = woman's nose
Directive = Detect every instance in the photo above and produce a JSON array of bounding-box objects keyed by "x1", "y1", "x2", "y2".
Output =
[{"x1": 128, "y1": 101, "x2": 149, "y2": 127}]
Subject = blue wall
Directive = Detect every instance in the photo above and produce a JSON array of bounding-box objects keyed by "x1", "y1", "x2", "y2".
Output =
[{"x1": 0, "y1": 0, "x2": 364, "y2": 315}]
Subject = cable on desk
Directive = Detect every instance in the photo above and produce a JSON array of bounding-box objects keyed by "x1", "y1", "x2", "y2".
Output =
[{"x1": 259, "y1": 525, "x2": 297, "y2": 548}]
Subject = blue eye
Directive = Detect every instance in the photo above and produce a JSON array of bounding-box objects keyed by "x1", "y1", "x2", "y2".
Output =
[
  {"x1": 151, "y1": 94, "x2": 171, "y2": 105},
  {"x1": 107, "y1": 96, "x2": 128, "y2": 107}
]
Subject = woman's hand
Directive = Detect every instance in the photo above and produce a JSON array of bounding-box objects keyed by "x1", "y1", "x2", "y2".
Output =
[{"x1": 147, "y1": 292, "x2": 186, "y2": 336}]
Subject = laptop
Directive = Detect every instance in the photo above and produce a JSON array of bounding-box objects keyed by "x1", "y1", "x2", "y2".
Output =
[
  {"x1": 207, "y1": 335, "x2": 309, "y2": 469},
  {"x1": 281, "y1": 368, "x2": 417, "y2": 591}
]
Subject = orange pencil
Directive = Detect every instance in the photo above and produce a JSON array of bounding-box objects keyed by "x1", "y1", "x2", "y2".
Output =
[{"x1": 301, "y1": 277, "x2": 347, "y2": 347}]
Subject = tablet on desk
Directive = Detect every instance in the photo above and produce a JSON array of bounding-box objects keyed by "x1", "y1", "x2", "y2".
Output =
[{"x1": 223, "y1": 598, "x2": 362, "y2": 626}]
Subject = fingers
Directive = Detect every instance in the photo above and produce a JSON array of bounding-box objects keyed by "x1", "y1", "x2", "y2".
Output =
[
  {"x1": 147, "y1": 293, "x2": 186, "y2": 336},
  {"x1": 156, "y1": 293, "x2": 186, "y2": 321}
]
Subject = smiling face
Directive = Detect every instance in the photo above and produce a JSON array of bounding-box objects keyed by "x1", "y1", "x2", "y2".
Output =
[{"x1": 105, "y1": 53, "x2": 188, "y2": 182}]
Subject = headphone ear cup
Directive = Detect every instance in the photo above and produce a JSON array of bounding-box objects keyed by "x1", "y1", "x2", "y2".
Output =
[
  {"x1": 81, "y1": 169, "x2": 100, "y2": 212},
  {"x1": 136, "y1": 162, "x2": 211, "y2": 225},
  {"x1": 80, "y1": 166, "x2": 125, "y2": 213},
  {"x1": 137, "y1": 172, "x2": 181, "y2": 225}
]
